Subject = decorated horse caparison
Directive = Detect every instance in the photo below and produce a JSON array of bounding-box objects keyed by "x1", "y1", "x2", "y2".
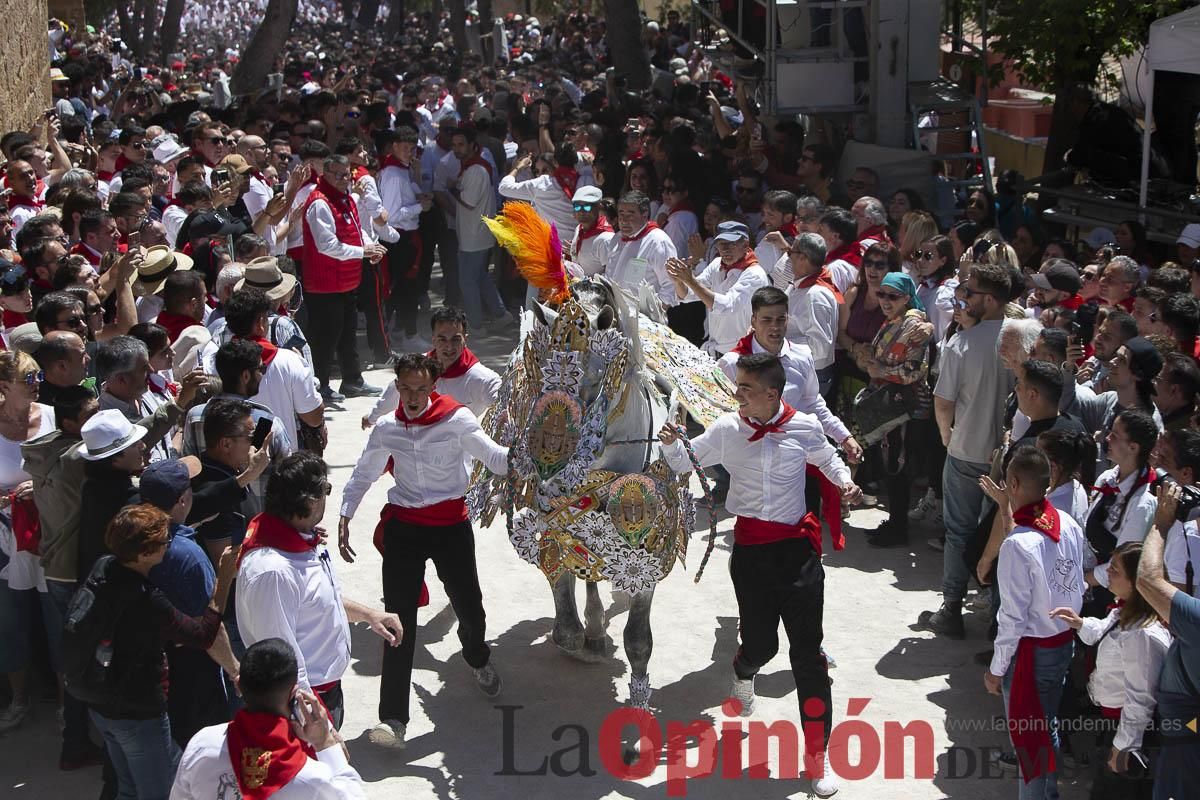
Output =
[{"x1": 468, "y1": 203, "x2": 736, "y2": 720}]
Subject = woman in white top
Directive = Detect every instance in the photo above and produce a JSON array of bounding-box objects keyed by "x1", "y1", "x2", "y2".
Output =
[
  {"x1": 1052, "y1": 541, "x2": 1169, "y2": 798},
  {"x1": 1084, "y1": 409, "x2": 1159, "y2": 613},
  {"x1": 0, "y1": 350, "x2": 58, "y2": 732},
  {"x1": 1038, "y1": 428, "x2": 1097, "y2": 527}
]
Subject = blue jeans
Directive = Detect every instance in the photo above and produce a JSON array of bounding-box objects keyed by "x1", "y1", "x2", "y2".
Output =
[
  {"x1": 89, "y1": 710, "x2": 180, "y2": 800},
  {"x1": 941, "y1": 455, "x2": 990, "y2": 603},
  {"x1": 1001, "y1": 640, "x2": 1073, "y2": 800},
  {"x1": 457, "y1": 247, "x2": 504, "y2": 328},
  {"x1": 0, "y1": 575, "x2": 58, "y2": 673}
]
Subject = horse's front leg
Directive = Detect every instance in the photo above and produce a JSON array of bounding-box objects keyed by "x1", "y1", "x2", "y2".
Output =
[
  {"x1": 623, "y1": 587, "x2": 655, "y2": 709},
  {"x1": 581, "y1": 580, "x2": 611, "y2": 660}
]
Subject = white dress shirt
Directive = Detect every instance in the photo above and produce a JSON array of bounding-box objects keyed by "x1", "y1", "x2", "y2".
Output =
[
  {"x1": 785, "y1": 281, "x2": 840, "y2": 370},
  {"x1": 365, "y1": 361, "x2": 501, "y2": 423},
  {"x1": 662, "y1": 406, "x2": 851, "y2": 524},
  {"x1": 498, "y1": 173, "x2": 590, "y2": 246},
  {"x1": 162, "y1": 205, "x2": 189, "y2": 249},
  {"x1": 826, "y1": 259, "x2": 857, "y2": 294},
  {"x1": 916, "y1": 276, "x2": 958, "y2": 343},
  {"x1": 340, "y1": 404, "x2": 508, "y2": 519},
  {"x1": 236, "y1": 544, "x2": 353, "y2": 691},
  {"x1": 717, "y1": 338, "x2": 850, "y2": 443},
  {"x1": 990, "y1": 510, "x2": 1086, "y2": 677},
  {"x1": 1047, "y1": 479, "x2": 1090, "y2": 527},
  {"x1": 571, "y1": 225, "x2": 615, "y2": 276},
  {"x1": 377, "y1": 162, "x2": 424, "y2": 232},
  {"x1": 249, "y1": 348, "x2": 322, "y2": 451},
  {"x1": 1078, "y1": 608, "x2": 1171, "y2": 750},
  {"x1": 754, "y1": 235, "x2": 787, "y2": 277},
  {"x1": 285, "y1": 182, "x2": 318, "y2": 251},
  {"x1": 1164, "y1": 519, "x2": 1200, "y2": 596},
  {"x1": 1086, "y1": 467, "x2": 1157, "y2": 588},
  {"x1": 692, "y1": 258, "x2": 769, "y2": 353},
  {"x1": 244, "y1": 173, "x2": 275, "y2": 250},
  {"x1": 607, "y1": 224, "x2": 678, "y2": 307},
  {"x1": 305, "y1": 199, "x2": 364, "y2": 263},
  {"x1": 171, "y1": 721, "x2": 367, "y2": 800},
  {"x1": 661, "y1": 207, "x2": 698, "y2": 256}
]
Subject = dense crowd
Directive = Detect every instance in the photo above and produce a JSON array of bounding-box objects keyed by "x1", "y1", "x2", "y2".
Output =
[{"x1": 2, "y1": 5, "x2": 1200, "y2": 800}]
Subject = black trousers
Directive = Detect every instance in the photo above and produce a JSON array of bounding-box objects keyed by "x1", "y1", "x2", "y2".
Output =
[
  {"x1": 385, "y1": 230, "x2": 422, "y2": 338},
  {"x1": 882, "y1": 423, "x2": 912, "y2": 528},
  {"x1": 437, "y1": 223, "x2": 462, "y2": 307},
  {"x1": 667, "y1": 301, "x2": 707, "y2": 348},
  {"x1": 357, "y1": 256, "x2": 390, "y2": 362},
  {"x1": 419, "y1": 208, "x2": 449, "y2": 301},
  {"x1": 317, "y1": 682, "x2": 345, "y2": 731},
  {"x1": 166, "y1": 645, "x2": 231, "y2": 748},
  {"x1": 379, "y1": 518, "x2": 490, "y2": 724},
  {"x1": 730, "y1": 537, "x2": 832, "y2": 755},
  {"x1": 304, "y1": 290, "x2": 362, "y2": 389}
]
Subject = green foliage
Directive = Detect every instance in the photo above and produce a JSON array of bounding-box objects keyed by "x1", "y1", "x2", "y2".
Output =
[{"x1": 984, "y1": 0, "x2": 1196, "y2": 90}]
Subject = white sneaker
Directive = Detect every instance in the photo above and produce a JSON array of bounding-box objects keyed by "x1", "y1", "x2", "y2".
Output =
[
  {"x1": 811, "y1": 751, "x2": 839, "y2": 797},
  {"x1": 730, "y1": 676, "x2": 755, "y2": 716},
  {"x1": 908, "y1": 488, "x2": 940, "y2": 522},
  {"x1": 0, "y1": 700, "x2": 29, "y2": 732},
  {"x1": 368, "y1": 719, "x2": 406, "y2": 748},
  {"x1": 473, "y1": 662, "x2": 503, "y2": 698}
]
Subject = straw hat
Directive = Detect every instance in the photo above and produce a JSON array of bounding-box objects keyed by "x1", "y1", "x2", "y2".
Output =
[
  {"x1": 136, "y1": 246, "x2": 194, "y2": 295},
  {"x1": 235, "y1": 256, "x2": 297, "y2": 305}
]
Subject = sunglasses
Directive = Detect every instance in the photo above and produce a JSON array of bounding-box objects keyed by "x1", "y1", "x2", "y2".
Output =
[
  {"x1": 662, "y1": 185, "x2": 678, "y2": 193},
  {"x1": 846, "y1": 180, "x2": 866, "y2": 190},
  {"x1": 57, "y1": 314, "x2": 86, "y2": 327},
  {"x1": 955, "y1": 286, "x2": 996, "y2": 300},
  {"x1": 862, "y1": 259, "x2": 889, "y2": 270},
  {"x1": 799, "y1": 154, "x2": 816, "y2": 163},
  {"x1": 877, "y1": 291, "x2": 906, "y2": 302},
  {"x1": 1081, "y1": 271, "x2": 1099, "y2": 281},
  {"x1": 735, "y1": 186, "x2": 758, "y2": 194},
  {"x1": 22, "y1": 370, "x2": 44, "y2": 386},
  {"x1": 345, "y1": 110, "x2": 361, "y2": 119},
  {"x1": 913, "y1": 250, "x2": 937, "y2": 261},
  {"x1": 572, "y1": 203, "x2": 594, "y2": 212},
  {"x1": 206, "y1": 137, "x2": 229, "y2": 145}
]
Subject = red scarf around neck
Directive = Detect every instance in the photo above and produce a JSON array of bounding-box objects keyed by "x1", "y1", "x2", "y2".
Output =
[
  {"x1": 225, "y1": 709, "x2": 316, "y2": 800},
  {"x1": 234, "y1": 334, "x2": 279, "y2": 367},
  {"x1": 430, "y1": 348, "x2": 479, "y2": 380},
  {"x1": 1011, "y1": 498, "x2": 1061, "y2": 542},
  {"x1": 1058, "y1": 294, "x2": 1084, "y2": 311},
  {"x1": 730, "y1": 332, "x2": 757, "y2": 355},
  {"x1": 551, "y1": 166, "x2": 579, "y2": 200},
  {"x1": 238, "y1": 513, "x2": 318, "y2": 566},
  {"x1": 795, "y1": 266, "x2": 844, "y2": 303},
  {"x1": 741, "y1": 402, "x2": 796, "y2": 442},
  {"x1": 667, "y1": 200, "x2": 695, "y2": 219},
  {"x1": 351, "y1": 165, "x2": 369, "y2": 181},
  {"x1": 458, "y1": 153, "x2": 493, "y2": 180},
  {"x1": 778, "y1": 221, "x2": 799, "y2": 238},
  {"x1": 621, "y1": 221, "x2": 659, "y2": 243},
  {"x1": 7, "y1": 191, "x2": 44, "y2": 211},
  {"x1": 155, "y1": 311, "x2": 199, "y2": 343},
  {"x1": 379, "y1": 153, "x2": 410, "y2": 171},
  {"x1": 721, "y1": 250, "x2": 759, "y2": 274},
  {"x1": 146, "y1": 373, "x2": 179, "y2": 398},
  {"x1": 576, "y1": 217, "x2": 613, "y2": 243},
  {"x1": 395, "y1": 391, "x2": 464, "y2": 427}
]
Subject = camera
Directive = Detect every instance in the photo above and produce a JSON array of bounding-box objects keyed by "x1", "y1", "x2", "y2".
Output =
[{"x1": 1152, "y1": 472, "x2": 1200, "y2": 522}]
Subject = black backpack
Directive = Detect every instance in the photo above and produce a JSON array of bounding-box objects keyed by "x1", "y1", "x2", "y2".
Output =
[{"x1": 61, "y1": 556, "x2": 146, "y2": 707}]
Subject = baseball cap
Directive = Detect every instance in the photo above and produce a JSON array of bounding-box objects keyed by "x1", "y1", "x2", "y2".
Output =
[
  {"x1": 1178, "y1": 223, "x2": 1200, "y2": 249},
  {"x1": 219, "y1": 154, "x2": 253, "y2": 175},
  {"x1": 714, "y1": 221, "x2": 751, "y2": 242},
  {"x1": 139, "y1": 457, "x2": 202, "y2": 511},
  {"x1": 1124, "y1": 336, "x2": 1164, "y2": 392},
  {"x1": 572, "y1": 186, "x2": 602, "y2": 204},
  {"x1": 1029, "y1": 262, "x2": 1082, "y2": 295}
]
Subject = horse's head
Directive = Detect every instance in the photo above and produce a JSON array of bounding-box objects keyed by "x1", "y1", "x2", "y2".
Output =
[{"x1": 530, "y1": 276, "x2": 622, "y2": 335}]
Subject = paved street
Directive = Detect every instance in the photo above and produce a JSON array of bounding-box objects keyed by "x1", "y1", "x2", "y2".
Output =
[{"x1": 2, "y1": 318, "x2": 1090, "y2": 799}]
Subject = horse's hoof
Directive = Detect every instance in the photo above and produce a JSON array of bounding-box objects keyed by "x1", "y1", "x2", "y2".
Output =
[
  {"x1": 552, "y1": 626, "x2": 584, "y2": 655},
  {"x1": 578, "y1": 635, "x2": 613, "y2": 662}
]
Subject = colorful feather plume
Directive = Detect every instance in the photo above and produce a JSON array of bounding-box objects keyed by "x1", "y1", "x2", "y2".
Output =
[{"x1": 482, "y1": 201, "x2": 571, "y2": 303}]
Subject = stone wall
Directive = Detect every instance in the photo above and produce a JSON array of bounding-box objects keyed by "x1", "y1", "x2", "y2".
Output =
[{"x1": 0, "y1": 0, "x2": 50, "y2": 134}]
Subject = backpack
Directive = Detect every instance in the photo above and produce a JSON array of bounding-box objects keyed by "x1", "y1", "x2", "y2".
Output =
[{"x1": 61, "y1": 556, "x2": 145, "y2": 707}]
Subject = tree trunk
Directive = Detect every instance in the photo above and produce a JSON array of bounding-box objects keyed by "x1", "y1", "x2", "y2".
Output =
[
  {"x1": 477, "y1": 0, "x2": 494, "y2": 64},
  {"x1": 356, "y1": 0, "x2": 381, "y2": 29},
  {"x1": 448, "y1": 0, "x2": 468, "y2": 56},
  {"x1": 605, "y1": 0, "x2": 650, "y2": 90},
  {"x1": 231, "y1": 0, "x2": 300, "y2": 95},
  {"x1": 338, "y1": 0, "x2": 356, "y2": 25},
  {"x1": 116, "y1": 2, "x2": 137, "y2": 55},
  {"x1": 136, "y1": 0, "x2": 156, "y2": 61},
  {"x1": 384, "y1": 0, "x2": 405, "y2": 40},
  {"x1": 159, "y1": 0, "x2": 186, "y2": 62}
]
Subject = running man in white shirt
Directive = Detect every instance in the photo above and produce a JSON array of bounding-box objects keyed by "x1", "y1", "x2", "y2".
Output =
[
  {"x1": 658, "y1": 353, "x2": 861, "y2": 798},
  {"x1": 170, "y1": 638, "x2": 367, "y2": 800},
  {"x1": 980, "y1": 445, "x2": 1085, "y2": 796},
  {"x1": 338, "y1": 354, "x2": 510, "y2": 749}
]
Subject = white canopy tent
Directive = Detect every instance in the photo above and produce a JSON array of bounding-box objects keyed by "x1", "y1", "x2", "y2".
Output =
[{"x1": 1139, "y1": 5, "x2": 1200, "y2": 208}]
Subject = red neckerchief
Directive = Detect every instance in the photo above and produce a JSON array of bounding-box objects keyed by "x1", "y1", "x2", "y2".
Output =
[
  {"x1": 96, "y1": 168, "x2": 117, "y2": 182},
  {"x1": 351, "y1": 165, "x2": 369, "y2": 181},
  {"x1": 233, "y1": 334, "x2": 279, "y2": 367},
  {"x1": 730, "y1": 332, "x2": 770, "y2": 355},
  {"x1": 225, "y1": 709, "x2": 316, "y2": 800},
  {"x1": 114, "y1": 153, "x2": 133, "y2": 173},
  {"x1": 1011, "y1": 498, "x2": 1061, "y2": 542},
  {"x1": 238, "y1": 513, "x2": 318, "y2": 566},
  {"x1": 249, "y1": 169, "x2": 267, "y2": 184},
  {"x1": 1092, "y1": 467, "x2": 1153, "y2": 496},
  {"x1": 576, "y1": 217, "x2": 613, "y2": 243},
  {"x1": 778, "y1": 221, "x2": 799, "y2": 238},
  {"x1": 379, "y1": 154, "x2": 410, "y2": 171},
  {"x1": 667, "y1": 199, "x2": 695, "y2": 219},
  {"x1": 827, "y1": 241, "x2": 860, "y2": 268},
  {"x1": 794, "y1": 267, "x2": 845, "y2": 303},
  {"x1": 1058, "y1": 294, "x2": 1084, "y2": 311},
  {"x1": 395, "y1": 391, "x2": 464, "y2": 428},
  {"x1": 146, "y1": 373, "x2": 179, "y2": 398},
  {"x1": 741, "y1": 402, "x2": 797, "y2": 442},
  {"x1": 458, "y1": 152, "x2": 493, "y2": 180},
  {"x1": 721, "y1": 250, "x2": 759, "y2": 274},
  {"x1": 70, "y1": 241, "x2": 102, "y2": 266},
  {"x1": 551, "y1": 166, "x2": 579, "y2": 200},
  {"x1": 155, "y1": 311, "x2": 198, "y2": 342},
  {"x1": 621, "y1": 221, "x2": 659, "y2": 243},
  {"x1": 430, "y1": 348, "x2": 479, "y2": 380},
  {"x1": 7, "y1": 192, "x2": 43, "y2": 211}
]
